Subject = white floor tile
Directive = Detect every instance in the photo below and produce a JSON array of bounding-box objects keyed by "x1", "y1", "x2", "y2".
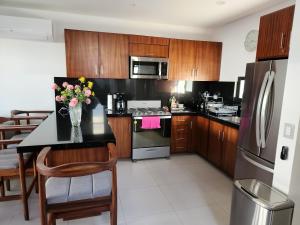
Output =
[{"x1": 126, "y1": 212, "x2": 182, "y2": 225}]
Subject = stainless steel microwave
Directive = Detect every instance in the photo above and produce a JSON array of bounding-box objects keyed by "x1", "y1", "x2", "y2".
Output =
[{"x1": 130, "y1": 56, "x2": 168, "y2": 79}]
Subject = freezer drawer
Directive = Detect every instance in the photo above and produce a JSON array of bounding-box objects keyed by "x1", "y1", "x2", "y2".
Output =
[{"x1": 230, "y1": 179, "x2": 294, "y2": 225}]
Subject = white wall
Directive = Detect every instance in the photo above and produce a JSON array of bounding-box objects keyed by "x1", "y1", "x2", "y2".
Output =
[
  {"x1": 212, "y1": 0, "x2": 295, "y2": 83},
  {"x1": 0, "y1": 38, "x2": 66, "y2": 116},
  {"x1": 273, "y1": 0, "x2": 300, "y2": 196}
]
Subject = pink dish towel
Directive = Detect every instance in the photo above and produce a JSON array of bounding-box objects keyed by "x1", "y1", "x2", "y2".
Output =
[{"x1": 141, "y1": 117, "x2": 161, "y2": 129}]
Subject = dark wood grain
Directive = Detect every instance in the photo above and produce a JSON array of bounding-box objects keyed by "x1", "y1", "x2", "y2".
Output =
[
  {"x1": 129, "y1": 35, "x2": 170, "y2": 45},
  {"x1": 107, "y1": 117, "x2": 132, "y2": 158},
  {"x1": 256, "y1": 5, "x2": 295, "y2": 60},
  {"x1": 207, "y1": 120, "x2": 223, "y2": 167},
  {"x1": 65, "y1": 29, "x2": 99, "y2": 78},
  {"x1": 221, "y1": 126, "x2": 239, "y2": 177},
  {"x1": 196, "y1": 41, "x2": 222, "y2": 81},
  {"x1": 192, "y1": 116, "x2": 210, "y2": 157},
  {"x1": 168, "y1": 39, "x2": 196, "y2": 80},
  {"x1": 171, "y1": 116, "x2": 192, "y2": 153},
  {"x1": 99, "y1": 33, "x2": 129, "y2": 79},
  {"x1": 129, "y1": 43, "x2": 169, "y2": 58}
]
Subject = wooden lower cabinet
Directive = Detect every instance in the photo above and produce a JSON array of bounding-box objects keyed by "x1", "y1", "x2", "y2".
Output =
[
  {"x1": 192, "y1": 116, "x2": 209, "y2": 157},
  {"x1": 171, "y1": 116, "x2": 192, "y2": 153},
  {"x1": 221, "y1": 125, "x2": 239, "y2": 177},
  {"x1": 207, "y1": 120, "x2": 224, "y2": 167},
  {"x1": 107, "y1": 117, "x2": 132, "y2": 158}
]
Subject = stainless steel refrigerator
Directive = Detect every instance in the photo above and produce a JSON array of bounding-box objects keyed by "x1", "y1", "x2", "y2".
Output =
[{"x1": 235, "y1": 59, "x2": 288, "y2": 185}]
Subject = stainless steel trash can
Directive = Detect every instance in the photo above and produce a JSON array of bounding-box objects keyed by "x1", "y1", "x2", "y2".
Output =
[{"x1": 230, "y1": 179, "x2": 294, "y2": 225}]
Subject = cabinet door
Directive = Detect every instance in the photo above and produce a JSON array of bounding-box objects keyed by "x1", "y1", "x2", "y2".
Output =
[
  {"x1": 171, "y1": 116, "x2": 192, "y2": 153},
  {"x1": 207, "y1": 120, "x2": 223, "y2": 167},
  {"x1": 195, "y1": 41, "x2": 222, "y2": 81},
  {"x1": 129, "y1": 43, "x2": 169, "y2": 58},
  {"x1": 222, "y1": 126, "x2": 239, "y2": 177},
  {"x1": 108, "y1": 117, "x2": 132, "y2": 158},
  {"x1": 256, "y1": 5, "x2": 295, "y2": 60},
  {"x1": 168, "y1": 39, "x2": 197, "y2": 80},
  {"x1": 99, "y1": 33, "x2": 129, "y2": 79},
  {"x1": 192, "y1": 116, "x2": 209, "y2": 157},
  {"x1": 129, "y1": 35, "x2": 170, "y2": 45},
  {"x1": 65, "y1": 29, "x2": 99, "y2": 78}
]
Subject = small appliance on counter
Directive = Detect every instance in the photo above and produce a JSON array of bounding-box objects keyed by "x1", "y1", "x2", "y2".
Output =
[{"x1": 114, "y1": 93, "x2": 126, "y2": 113}]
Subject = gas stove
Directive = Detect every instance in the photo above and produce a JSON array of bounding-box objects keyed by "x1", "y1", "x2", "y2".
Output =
[{"x1": 127, "y1": 100, "x2": 171, "y2": 118}]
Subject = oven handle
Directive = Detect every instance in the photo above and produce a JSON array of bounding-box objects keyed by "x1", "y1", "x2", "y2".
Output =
[{"x1": 133, "y1": 116, "x2": 172, "y2": 120}]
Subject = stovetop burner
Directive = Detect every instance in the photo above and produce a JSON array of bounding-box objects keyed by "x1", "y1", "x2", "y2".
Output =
[{"x1": 128, "y1": 107, "x2": 171, "y2": 117}]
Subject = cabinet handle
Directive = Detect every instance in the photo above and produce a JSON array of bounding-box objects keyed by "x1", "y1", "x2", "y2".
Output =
[
  {"x1": 100, "y1": 65, "x2": 104, "y2": 75},
  {"x1": 222, "y1": 131, "x2": 225, "y2": 142},
  {"x1": 195, "y1": 69, "x2": 198, "y2": 80},
  {"x1": 176, "y1": 138, "x2": 185, "y2": 141},
  {"x1": 190, "y1": 121, "x2": 193, "y2": 129},
  {"x1": 95, "y1": 65, "x2": 99, "y2": 75},
  {"x1": 280, "y1": 32, "x2": 285, "y2": 50},
  {"x1": 218, "y1": 130, "x2": 221, "y2": 141},
  {"x1": 177, "y1": 129, "x2": 185, "y2": 132},
  {"x1": 191, "y1": 68, "x2": 195, "y2": 80}
]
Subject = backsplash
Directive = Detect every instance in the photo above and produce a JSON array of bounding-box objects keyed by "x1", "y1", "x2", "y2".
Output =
[{"x1": 54, "y1": 77, "x2": 235, "y2": 109}]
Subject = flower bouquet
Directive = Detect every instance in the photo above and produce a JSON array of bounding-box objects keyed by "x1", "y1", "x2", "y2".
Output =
[{"x1": 51, "y1": 76, "x2": 95, "y2": 126}]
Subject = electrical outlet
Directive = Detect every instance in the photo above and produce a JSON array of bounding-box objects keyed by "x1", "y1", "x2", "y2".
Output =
[{"x1": 283, "y1": 123, "x2": 295, "y2": 139}]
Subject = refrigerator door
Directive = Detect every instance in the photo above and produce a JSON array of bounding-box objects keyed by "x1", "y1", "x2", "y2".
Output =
[
  {"x1": 259, "y1": 60, "x2": 288, "y2": 163},
  {"x1": 238, "y1": 61, "x2": 272, "y2": 156},
  {"x1": 235, "y1": 148, "x2": 274, "y2": 185}
]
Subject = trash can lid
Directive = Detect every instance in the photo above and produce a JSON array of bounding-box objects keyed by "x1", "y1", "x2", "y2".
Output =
[{"x1": 234, "y1": 179, "x2": 294, "y2": 210}]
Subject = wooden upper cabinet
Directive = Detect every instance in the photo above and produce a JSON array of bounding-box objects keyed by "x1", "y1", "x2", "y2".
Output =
[
  {"x1": 168, "y1": 39, "x2": 222, "y2": 81},
  {"x1": 99, "y1": 33, "x2": 129, "y2": 79},
  {"x1": 168, "y1": 39, "x2": 197, "y2": 80},
  {"x1": 222, "y1": 126, "x2": 239, "y2": 177},
  {"x1": 65, "y1": 29, "x2": 99, "y2": 78},
  {"x1": 195, "y1": 41, "x2": 222, "y2": 81},
  {"x1": 256, "y1": 5, "x2": 295, "y2": 60},
  {"x1": 129, "y1": 35, "x2": 169, "y2": 45},
  {"x1": 129, "y1": 34, "x2": 170, "y2": 58},
  {"x1": 108, "y1": 117, "x2": 132, "y2": 158}
]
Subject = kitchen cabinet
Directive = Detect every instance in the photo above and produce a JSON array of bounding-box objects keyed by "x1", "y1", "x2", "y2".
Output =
[
  {"x1": 107, "y1": 117, "x2": 132, "y2": 158},
  {"x1": 221, "y1": 125, "x2": 239, "y2": 177},
  {"x1": 98, "y1": 33, "x2": 129, "y2": 79},
  {"x1": 129, "y1": 34, "x2": 170, "y2": 58},
  {"x1": 168, "y1": 39, "x2": 222, "y2": 81},
  {"x1": 171, "y1": 116, "x2": 192, "y2": 153},
  {"x1": 207, "y1": 120, "x2": 224, "y2": 167},
  {"x1": 192, "y1": 116, "x2": 209, "y2": 157},
  {"x1": 65, "y1": 30, "x2": 129, "y2": 79},
  {"x1": 65, "y1": 29, "x2": 99, "y2": 78},
  {"x1": 256, "y1": 5, "x2": 295, "y2": 60}
]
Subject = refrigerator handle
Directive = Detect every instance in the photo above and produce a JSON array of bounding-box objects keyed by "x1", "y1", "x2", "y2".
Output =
[
  {"x1": 256, "y1": 71, "x2": 270, "y2": 150},
  {"x1": 241, "y1": 151, "x2": 274, "y2": 173},
  {"x1": 260, "y1": 71, "x2": 275, "y2": 149}
]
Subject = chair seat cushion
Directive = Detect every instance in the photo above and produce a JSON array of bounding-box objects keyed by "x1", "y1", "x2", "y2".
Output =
[
  {"x1": 0, "y1": 150, "x2": 32, "y2": 169},
  {"x1": 46, "y1": 171, "x2": 112, "y2": 204}
]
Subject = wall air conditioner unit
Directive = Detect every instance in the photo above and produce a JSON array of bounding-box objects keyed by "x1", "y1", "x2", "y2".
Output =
[{"x1": 0, "y1": 15, "x2": 53, "y2": 41}]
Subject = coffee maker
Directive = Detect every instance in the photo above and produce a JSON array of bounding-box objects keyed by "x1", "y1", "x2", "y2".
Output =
[{"x1": 114, "y1": 93, "x2": 126, "y2": 113}]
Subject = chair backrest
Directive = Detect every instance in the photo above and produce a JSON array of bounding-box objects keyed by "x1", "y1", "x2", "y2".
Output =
[{"x1": 11, "y1": 110, "x2": 52, "y2": 125}]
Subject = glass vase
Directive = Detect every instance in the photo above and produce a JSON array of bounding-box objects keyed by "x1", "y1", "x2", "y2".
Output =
[{"x1": 69, "y1": 103, "x2": 82, "y2": 127}]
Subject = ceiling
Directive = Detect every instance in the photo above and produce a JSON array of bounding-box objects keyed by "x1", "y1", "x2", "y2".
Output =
[{"x1": 0, "y1": 0, "x2": 291, "y2": 28}]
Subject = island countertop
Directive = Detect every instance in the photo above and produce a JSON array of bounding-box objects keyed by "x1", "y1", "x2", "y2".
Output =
[{"x1": 17, "y1": 103, "x2": 115, "y2": 153}]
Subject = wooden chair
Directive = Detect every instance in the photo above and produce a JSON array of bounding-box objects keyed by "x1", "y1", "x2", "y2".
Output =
[
  {"x1": 36, "y1": 143, "x2": 118, "y2": 225},
  {"x1": 0, "y1": 123, "x2": 38, "y2": 220},
  {"x1": 11, "y1": 110, "x2": 52, "y2": 126}
]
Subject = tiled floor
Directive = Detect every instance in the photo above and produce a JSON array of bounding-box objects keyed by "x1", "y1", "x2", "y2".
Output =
[{"x1": 0, "y1": 154, "x2": 233, "y2": 225}]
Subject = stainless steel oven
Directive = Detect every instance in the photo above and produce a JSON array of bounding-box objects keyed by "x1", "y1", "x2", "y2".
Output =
[
  {"x1": 130, "y1": 56, "x2": 168, "y2": 79},
  {"x1": 132, "y1": 115, "x2": 171, "y2": 161}
]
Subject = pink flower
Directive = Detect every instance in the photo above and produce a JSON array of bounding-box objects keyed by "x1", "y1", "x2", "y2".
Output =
[
  {"x1": 62, "y1": 82, "x2": 69, "y2": 88},
  {"x1": 69, "y1": 98, "x2": 78, "y2": 107},
  {"x1": 75, "y1": 85, "x2": 80, "y2": 89},
  {"x1": 85, "y1": 98, "x2": 91, "y2": 105},
  {"x1": 55, "y1": 96, "x2": 61, "y2": 102},
  {"x1": 60, "y1": 96, "x2": 66, "y2": 101},
  {"x1": 67, "y1": 85, "x2": 74, "y2": 90},
  {"x1": 84, "y1": 89, "x2": 92, "y2": 97},
  {"x1": 51, "y1": 83, "x2": 58, "y2": 90}
]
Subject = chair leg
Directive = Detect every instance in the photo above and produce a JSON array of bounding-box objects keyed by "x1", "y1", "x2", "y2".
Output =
[
  {"x1": 18, "y1": 153, "x2": 29, "y2": 220},
  {"x1": 39, "y1": 175, "x2": 47, "y2": 225},
  {"x1": 48, "y1": 213, "x2": 56, "y2": 225},
  {"x1": 0, "y1": 177, "x2": 5, "y2": 197},
  {"x1": 6, "y1": 179, "x2": 11, "y2": 191},
  {"x1": 33, "y1": 158, "x2": 39, "y2": 193},
  {"x1": 110, "y1": 200, "x2": 117, "y2": 225}
]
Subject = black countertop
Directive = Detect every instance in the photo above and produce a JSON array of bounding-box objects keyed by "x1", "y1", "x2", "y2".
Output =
[
  {"x1": 106, "y1": 108, "x2": 240, "y2": 129},
  {"x1": 17, "y1": 103, "x2": 115, "y2": 153}
]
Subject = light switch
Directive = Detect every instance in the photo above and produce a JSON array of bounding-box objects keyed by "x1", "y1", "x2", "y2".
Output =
[{"x1": 283, "y1": 123, "x2": 295, "y2": 139}]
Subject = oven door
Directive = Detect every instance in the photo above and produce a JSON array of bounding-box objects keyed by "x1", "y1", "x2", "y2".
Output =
[
  {"x1": 130, "y1": 56, "x2": 168, "y2": 79},
  {"x1": 132, "y1": 116, "x2": 171, "y2": 149}
]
